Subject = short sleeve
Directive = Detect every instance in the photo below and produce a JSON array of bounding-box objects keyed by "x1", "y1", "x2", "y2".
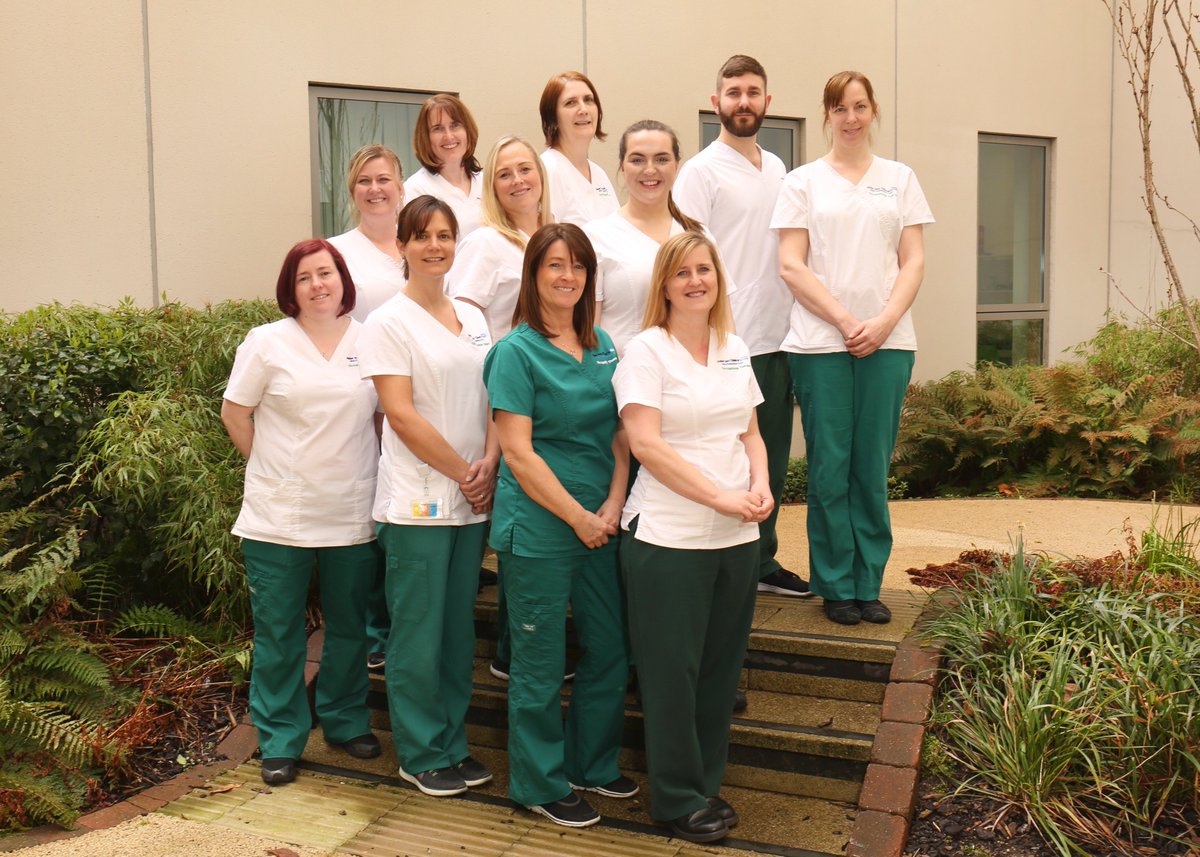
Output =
[
  {"x1": 223, "y1": 327, "x2": 268, "y2": 407},
  {"x1": 357, "y1": 311, "x2": 412, "y2": 379},
  {"x1": 769, "y1": 172, "x2": 809, "y2": 231},
  {"x1": 672, "y1": 159, "x2": 714, "y2": 225},
  {"x1": 900, "y1": 168, "x2": 935, "y2": 227},
  {"x1": 447, "y1": 231, "x2": 502, "y2": 307},
  {"x1": 612, "y1": 337, "x2": 665, "y2": 413},
  {"x1": 483, "y1": 337, "x2": 535, "y2": 418}
]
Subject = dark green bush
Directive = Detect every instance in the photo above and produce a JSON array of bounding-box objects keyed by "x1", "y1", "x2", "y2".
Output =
[{"x1": 894, "y1": 349, "x2": 1200, "y2": 502}]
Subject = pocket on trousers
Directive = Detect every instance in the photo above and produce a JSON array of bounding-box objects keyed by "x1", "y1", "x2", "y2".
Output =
[{"x1": 386, "y1": 557, "x2": 429, "y2": 624}]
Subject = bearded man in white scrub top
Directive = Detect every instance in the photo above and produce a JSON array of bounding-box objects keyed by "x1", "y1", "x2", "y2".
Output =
[{"x1": 674, "y1": 54, "x2": 809, "y2": 599}]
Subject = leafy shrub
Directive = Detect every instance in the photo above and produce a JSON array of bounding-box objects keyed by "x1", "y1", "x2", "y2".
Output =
[
  {"x1": 920, "y1": 533, "x2": 1200, "y2": 855},
  {"x1": 1076, "y1": 301, "x2": 1200, "y2": 397},
  {"x1": 894, "y1": 362, "x2": 1200, "y2": 501}
]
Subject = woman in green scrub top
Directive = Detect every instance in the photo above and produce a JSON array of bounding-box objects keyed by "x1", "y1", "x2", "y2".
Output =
[{"x1": 483, "y1": 223, "x2": 634, "y2": 829}]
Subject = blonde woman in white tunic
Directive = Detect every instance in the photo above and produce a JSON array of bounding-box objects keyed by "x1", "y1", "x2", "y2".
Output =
[
  {"x1": 447, "y1": 135, "x2": 552, "y2": 342},
  {"x1": 404, "y1": 95, "x2": 485, "y2": 238},
  {"x1": 585, "y1": 120, "x2": 703, "y2": 356},
  {"x1": 328, "y1": 144, "x2": 407, "y2": 323},
  {"x1": 538, "y1": 71, "x2": 618, "y2": 226},
  {"x1": 221, "y1": 239, "x2": 382, "y2": 786},
  {"x1": 613, "y1": 231, "x2": 771, "y2": 843}
]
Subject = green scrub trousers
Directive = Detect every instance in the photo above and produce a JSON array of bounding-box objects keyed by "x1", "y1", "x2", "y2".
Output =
[
  {"x1": 378, "y1": 521, "x2": 486, "y2": 774},
  {"x1": 620, "y1": 516, "x2": 758, "y2": 820},
  {"x1": 499, "y1": 548, "x2": 628, "y2": 807},
  {"x1": 242, "y1": 538, "x2": 378, "y2": 760},
  {"x1": 788, "y1": 349, "x2": 914, "y2": 601},
  {"x1": 750, "y1": 351, "x2": 794, "y2": 579}
]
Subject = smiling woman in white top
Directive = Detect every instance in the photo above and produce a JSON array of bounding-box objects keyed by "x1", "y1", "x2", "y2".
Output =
[
  {"x1": 403, "y1": 95, "x2": 485, "y2": 238},
  {"x1": 358, "y1": 195, "x2": 499, "y2": 799},
  {"x1": 221, "y1": 239, "x2": 383, "y2": 787},
  {"x1": 447, "y1": 135, "x2": 553, "y2": 342},
  {"x1": 538, "y1": 71, "x2": 618, "y2": 227},
  {"x1": 771, "y1": 71, "x2": 934, "y2": 627},
  {"x1": 585, "y1": 120, "x2": 703, "y2": 355},
  {"x1": 613, "y1": 231, "x2": 772, "y2": 844},
  {"x1": 328, "y1": 144, "x2": 407, "y2": 322}
]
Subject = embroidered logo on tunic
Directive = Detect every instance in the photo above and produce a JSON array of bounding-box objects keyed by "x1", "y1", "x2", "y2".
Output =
[
  {"x1": 596, "y1": 186, "x2": 611, "y2": 196},
  {"x1": 466, "y1": 332, "x2": 490, "y2": 348},
  {"x1": 866, "y1": 185, "x2": 899, "y2": 198},
  {"x1": 345, "y1": 355, "x2": 360, "y2": 367},
  {"x1": 717, "y1": 356, "x2": 750, "y2": 370},
  {"x1": 594, "y1": 347, "x2": 618, "y2": 365}
]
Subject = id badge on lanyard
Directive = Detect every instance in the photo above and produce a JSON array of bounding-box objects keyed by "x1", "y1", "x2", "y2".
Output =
[{"x1": 411, "y1": 463, "x2": 448, "y2": 519}]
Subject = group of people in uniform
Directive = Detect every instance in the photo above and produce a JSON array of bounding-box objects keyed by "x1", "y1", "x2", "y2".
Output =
[{"x1": 219, "y1": 54, "x2": 933, "y2": 844}]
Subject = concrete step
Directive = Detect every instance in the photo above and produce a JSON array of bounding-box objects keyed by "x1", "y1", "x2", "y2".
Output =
[
  {"x1": 470, "y1": 584, "x2": 925, "y2": 705},
  {"x1": 367, "y1": 659, "x2": 876, "y2": 802},
  {"x1": 294, "y1": 728, "x2": 852, "y2": 856}
]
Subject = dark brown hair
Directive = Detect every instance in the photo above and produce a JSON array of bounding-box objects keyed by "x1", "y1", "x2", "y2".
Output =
[
  {"x1": 617, "y1": 119, "x2": 702, "y2": 234},
  {"x1": 513, "y1": 223, "x2": 599, "y2": 349},
  {"x1": 716, "y1": 54, "x2": 767, "y2": 92},
  {"x1": 396, "y1": 195, "x2": 460, "y2": 278},
  {"x1": 275, "y1": 239, "x2": 355, "y2": 318},
  {"x1": 412, "y1": 94, "x2": 482, "y2": 175},
  {"x1": 539, "y1": 71, "x2": 606, "y2": 148}
]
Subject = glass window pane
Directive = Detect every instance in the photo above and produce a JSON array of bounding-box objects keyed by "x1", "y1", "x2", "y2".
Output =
[
  {"x1": 315, "y1": 96, "x2": 422, "y2": 237},
  {"x1": 701, "y1": 116, "x2": 720, "y2": 150},
  {"x1": 976, "y1": 318, "x2": 1045, "y2": 366},
  {"x1": 977, "y1": 141, "x2": 1045, "y2": 306},
  {"x1": 758, "y1": 125, "x2": 795, "y2": 171}
]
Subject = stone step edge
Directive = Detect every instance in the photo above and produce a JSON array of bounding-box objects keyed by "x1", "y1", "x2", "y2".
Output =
[{"x1": 295, "y1": 757, "x2": 845, "y2": 857}]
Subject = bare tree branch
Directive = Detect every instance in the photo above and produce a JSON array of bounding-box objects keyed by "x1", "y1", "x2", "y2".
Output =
[{"x1": 1099, "y1": 268, "x2": 1200, "y2": 351}]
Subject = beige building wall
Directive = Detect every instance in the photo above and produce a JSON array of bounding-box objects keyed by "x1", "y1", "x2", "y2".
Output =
[
  {"x1": 4, "y1": 0, "x2": 1167, "y2": 388},
  {"x1": 2, "y1": 0, "x2": 155, "y2": 308}
]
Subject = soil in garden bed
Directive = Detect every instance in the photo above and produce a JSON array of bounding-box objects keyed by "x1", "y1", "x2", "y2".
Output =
[{"x1": 905, "y1": 764, "x2": 1200, "y2": 857}]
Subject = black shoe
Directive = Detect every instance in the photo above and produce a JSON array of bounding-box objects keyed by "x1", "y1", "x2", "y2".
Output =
[
  {"x1": 824, "y1": 599, "x2": 862, "y2": 625},
  {"x1": 857, "y1": 599, "x2": 892, "y2": 624},
  {"x1": 260, "y1": 757, "x2": 296, "y2": 785},
  {"x1": 367, "y1": 652, "x2": 386, "y2": 671},
  {"x1": 706, "y1": 795, "x2": 740, "y2": 828},
  {"x1": 329, "y1": 732, "x2": 381, "y2": 759},
  {"x1": 398, "y1": 764, "x2": 468, "y2": 796},
  {"x1": 667, "y1": 807, "x2": 729, "y2": 843},
  {"x1": 757, "y1": 568, "x2": 813, "y2": 597},
  {"x1": 479, "y1": 567, "x2": 498, "y2": 588},
  {"x1": 733, "y1": 689, "x2": 748, "y2": 713},
  {"x1": 490, "y1": 658, "x2": 576, "y2": 682},
  {"x1": 527, "y1": 793, "x2": 600, "y2": 827},
  {"x1": 569, "y1": 774, "x2": 638, "y2": 798},
  {"x1": 454, "y1": 756, "x2": 493, "y2": 787}
]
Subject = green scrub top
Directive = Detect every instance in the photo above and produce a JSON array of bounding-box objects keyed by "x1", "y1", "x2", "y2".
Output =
[{"x1": 484, "y1": 324, "x2": 620, "y2": 558}]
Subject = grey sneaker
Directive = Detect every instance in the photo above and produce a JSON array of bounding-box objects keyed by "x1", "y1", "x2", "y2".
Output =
[
  {"x1": 527, "y1": 793, "x2": 600, "y2": 828},
  {"x1": 398, "y1": 764, "x2": 467, "y2": 797},
  {"x1": 454, "y1": 756, "x2": 493, "y2": 787}
]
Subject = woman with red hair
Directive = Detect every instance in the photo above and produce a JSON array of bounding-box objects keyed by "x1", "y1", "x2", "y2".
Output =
[
  {"x1": 538, "y1": 71, "x2": 618, "y2": 226},
  {"x1": 221, "y1": 239, "x2": 383, "y2": 785}
]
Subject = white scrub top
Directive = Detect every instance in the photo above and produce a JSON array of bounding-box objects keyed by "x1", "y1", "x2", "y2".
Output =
[
  {"x1": 674, "y1": 140, "x2": 793, "y2": 356},
  {"x1": 585, "y1": 215, "x2": 729, "y2": 356},
  {"x1": 445, "y1": 226, "x2": 526, "y2": 343},
  {"x1": 328, "y1": 228, "x2": 407, "y2": 322},
  {"x1": 613, "y1": 326, "x2": 763, "y2": 550},
  {"x1": 541, "y1": 148, "x2": 618, "y2": 226},
  {"x1": 224, "y1": 317, "x2": 379, "y2": 547},
  {"x1": 358, "y1": 296, "x2": 492, "y2": 526},
  {"x1": 770, "y1": 156, "x2": 935, "y2": 354},
  {"x1": 403, "y1": 168, "x2": 484, "y2": 238}
]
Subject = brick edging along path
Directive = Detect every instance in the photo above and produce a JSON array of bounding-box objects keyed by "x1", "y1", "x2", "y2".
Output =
[
  {"x1": 847, "y1": 598, "x2": 945, "y2": 857},
  {"x1": 0, "y1": 628, "x2": 326, "y2": 853}
]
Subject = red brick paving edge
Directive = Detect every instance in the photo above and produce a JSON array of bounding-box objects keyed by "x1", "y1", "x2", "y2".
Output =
[
  {"x1": 847, "y1": 600, "x2": 944, "y2": 857},
  {"x1": 0, "y1": 628, "x2": 326, "y2": 853}
]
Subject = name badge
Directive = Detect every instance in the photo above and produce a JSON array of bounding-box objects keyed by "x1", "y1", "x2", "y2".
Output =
[{"x1": 411, "y1": 498, "x2": 448, "y2": 519}]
